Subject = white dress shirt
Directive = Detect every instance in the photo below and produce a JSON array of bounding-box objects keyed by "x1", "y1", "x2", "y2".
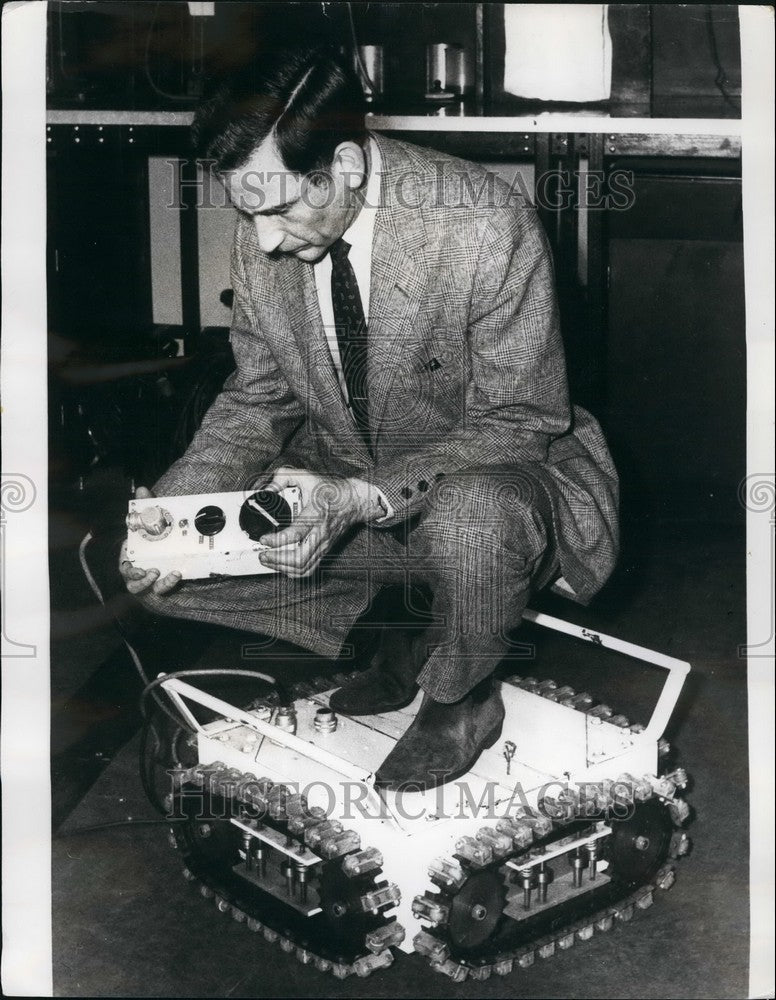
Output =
[
  {"x1": 313, "y1": 136, "x2": 382, "y2": 406},
  {"x1": 313, "y1": 137, "x2": 391, "y2": 520}
]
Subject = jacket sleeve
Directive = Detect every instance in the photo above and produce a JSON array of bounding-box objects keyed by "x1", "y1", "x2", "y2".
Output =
[
  {"x1": 370, "y1": 202, "x2": 572, "y2": 525},
  {"x1": 153, "y1": 220, "x2": 305, "y2": 497}
]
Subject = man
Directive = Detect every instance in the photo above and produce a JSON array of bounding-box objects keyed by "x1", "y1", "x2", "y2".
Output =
[{"x1": 121, "y1": 44, "x2": 619, "y2": 790}]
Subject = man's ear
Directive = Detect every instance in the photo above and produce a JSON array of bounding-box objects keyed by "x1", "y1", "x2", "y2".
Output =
[{"x1": 332, "y1": 141, "x2": 366, "y2": 190}]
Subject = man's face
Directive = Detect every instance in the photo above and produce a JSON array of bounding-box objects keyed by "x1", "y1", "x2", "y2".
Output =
[{"x1": 222, "y1": 135, "x2": 365, "y2": 263}]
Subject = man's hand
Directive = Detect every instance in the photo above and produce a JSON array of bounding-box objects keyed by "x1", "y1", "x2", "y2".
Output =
[
  {"x1": 258, "y1": 468, "x2": 383, "y2": 578},
  {"x1": 119, "y1": 486, "x2": 182, "y2": 596}
]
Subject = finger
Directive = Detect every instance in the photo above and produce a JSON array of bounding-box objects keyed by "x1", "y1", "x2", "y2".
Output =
[
  {"x1": 135, "y1": 486, "x2": 155, "y2": 499},
  {"x1": 120, "y1": 560, "x2": 151, "y2": 581},
  {"x1": 263, "y1": 467, "x2": 302, "y2": 492},
  {"x1": 125, "y1": 569, "x2": 159, "y2": 595},
  {"x1": 266, "y1": 526, "x2": 328, "y2": 577},
  {"x1": 152, "y1": 570, "x2": 181, "y2": 594},
  {"x1": 260, "y1": 520, "x2": 313, "y2": 548}
]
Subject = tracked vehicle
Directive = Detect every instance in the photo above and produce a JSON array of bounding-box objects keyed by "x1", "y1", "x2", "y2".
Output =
[{"x1": 154, "y1": 610, "x2": 692, "y2": 982}]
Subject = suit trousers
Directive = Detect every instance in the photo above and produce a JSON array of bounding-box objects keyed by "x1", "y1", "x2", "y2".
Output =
[{"x1": 140, "y1": 463, "x2": 560, "y2": 703}]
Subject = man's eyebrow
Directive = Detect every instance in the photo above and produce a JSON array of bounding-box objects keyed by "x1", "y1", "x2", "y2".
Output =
[{"x1": 249, "y1": 196, "x2": 299, "y2": 216}]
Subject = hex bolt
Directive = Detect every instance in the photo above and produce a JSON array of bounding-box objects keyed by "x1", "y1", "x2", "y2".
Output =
[
  {"x1": 634, "y1": 836, "x2": 650, "y2": 852},
  {"x1": 295, "y1": 862, "x2": 309, "y2": 903},
  {"x1": 537, "y1": 863, "x2": 550, "y2": 903},
  {"x1": 282, "y1": 860, "x2": 295, "y2": 896},
  {"x1": 571, "y1": 848, "x2": 585, "y2": 888},
  {"x1": 587, "y1": 841, "x2": 598, "y2": 881},
  {"x1": 470, "y1": 904, "x2": 488, "y2": 921},
  {"x1": 519, "y1": 868, "x2": 536, "y2": 910},
  {"x1": 242, "y1": 832, "x2": 252, "y2": 871}
]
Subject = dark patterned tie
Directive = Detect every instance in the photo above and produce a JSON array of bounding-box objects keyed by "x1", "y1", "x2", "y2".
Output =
[{"x1": 330, "y1": 237, "x2": 370, "y2": 450}]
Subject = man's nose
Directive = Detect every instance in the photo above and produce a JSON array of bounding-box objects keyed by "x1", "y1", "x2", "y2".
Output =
[{"x1": 253, "y1": 216, "x2": 284, "y2": 254}]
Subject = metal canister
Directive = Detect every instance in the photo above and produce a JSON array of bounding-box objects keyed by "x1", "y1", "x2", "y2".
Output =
[
  {"x1": 357, "y1": 44, "x2": 384, "y2": 102},
  {"x1": 425, "y1": 42, "x2": 464, "y2": 100},
  {"x1": 313, "y1": 707, "x2": 338, "y2": 734},
  {"x1": 273, "y1": 705, "x2": 297, "y2": 736}
]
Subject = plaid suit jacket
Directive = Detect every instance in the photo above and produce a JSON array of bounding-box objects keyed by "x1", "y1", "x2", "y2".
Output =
[{"x1": 156, "y1": 133, "x2": 619, "y2": 602}]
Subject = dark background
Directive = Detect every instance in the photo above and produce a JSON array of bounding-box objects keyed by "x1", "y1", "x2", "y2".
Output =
[{"x1": 47, "y1": 4, "x2": 749, "y2": 998}]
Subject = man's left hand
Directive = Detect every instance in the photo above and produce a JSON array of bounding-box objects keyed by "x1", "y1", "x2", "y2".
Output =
[{"x1": 258, "y1": 468, "x2": 383, "y2": 578}]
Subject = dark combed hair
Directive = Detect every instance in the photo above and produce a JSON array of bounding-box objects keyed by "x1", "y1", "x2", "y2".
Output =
[{"x1": 193, "y1": 44, "x2": 367, "y2": 175}]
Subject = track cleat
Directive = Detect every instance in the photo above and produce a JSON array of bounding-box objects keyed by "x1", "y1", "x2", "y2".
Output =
[
  {"x1": 469, "y1": 963, "x2": 492, "y2": 981},
  {"x1": 566, "y1": 691, "x2": 594, "y2": 710},
  {"x1": 666, "y1": 767, "x2": 689, "y2": 789},
  {"x1": 429, "y1": 857, "x2": 466, "y2": 891},
  {"x1": 353, "y1": 951, "x2": 393, "y2": 977},
  {"x1": 318, "y1": 830, "x2": 360, "y2": 859},
  {"x1": 414, "y1": 930, "x2": 449, "y2": 963},
  {"x1": 343, "y1": 847, "x2": 383, "y2": 877},
  {"x1": 360, "y1": 883, "x2": 401, "y2": 914},
  {"x1": 538, "y1": 940, "x2": 556, "y2": 959},
  {"x1": 455, "y1": 835, "x2": 493, "y2": 867},
  {"x1": 635, "y1": 889, "x2": 654, "y2": 910},
  {"x1": 496, "y1": 817, "x2": 534, "y2": 850},
  {"x1": 365, "y1": 921, "x2": 406, "y2": 953},
  {"x1": 669, "y1": 830, "x2": 692, "y2": 857},
  {"x1": 546, "y1": 684, "x2": 576, "y2": 703},
  {"x1": 476, "y1": 827, "x2": 513, "y2": 858},
  {"x1": 668, "y1": 798, "x2": 691, "y2": 825},
  {"x1": 432, "y1": 958, "x2": 469, "y2": 983},
  {"x1": 412, "y1": 893, "x2": 449, "y2": 926},
  {"x1": 288, "y1": 807, "x2": 327, "y2": 837},
  {"x1": 304, "y1": 819, "x2": 343, "y2": 850}
]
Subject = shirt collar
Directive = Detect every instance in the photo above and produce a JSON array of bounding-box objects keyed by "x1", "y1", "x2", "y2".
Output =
[{"x1": 341, "y1": 135, "x2": 381, "y2": 254}]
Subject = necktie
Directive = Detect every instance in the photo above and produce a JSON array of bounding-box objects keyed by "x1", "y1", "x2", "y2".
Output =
[{"x1": 330, "y1": 237, "x2": 371, "y2": 450}]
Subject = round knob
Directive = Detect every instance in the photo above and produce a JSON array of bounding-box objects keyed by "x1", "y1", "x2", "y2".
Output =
[
  {"x1": 194, "y1": 505, "x2": 226, "y2": 536},
  {"x1": 239, "y1": 490, "x2": 294, "y2": 541}
]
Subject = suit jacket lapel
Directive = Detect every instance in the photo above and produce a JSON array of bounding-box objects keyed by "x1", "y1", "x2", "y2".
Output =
[{"x1": 367, "y1": 135, "x2": 428, "y2": 449}]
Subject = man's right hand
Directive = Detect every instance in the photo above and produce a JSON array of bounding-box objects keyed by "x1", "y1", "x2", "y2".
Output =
[{"x1": 119, "y1": 486, "x2": 182, "y2": 596}]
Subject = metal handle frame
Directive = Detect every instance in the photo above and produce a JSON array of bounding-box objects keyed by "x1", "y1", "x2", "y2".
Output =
[{"x1": 522, "y1": 609, "x2": 691, "y2": 741}]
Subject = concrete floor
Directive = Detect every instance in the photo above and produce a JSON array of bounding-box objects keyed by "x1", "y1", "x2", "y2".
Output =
[{"x1": 51, "y1": 487, "x2": 750, "y2": 999}]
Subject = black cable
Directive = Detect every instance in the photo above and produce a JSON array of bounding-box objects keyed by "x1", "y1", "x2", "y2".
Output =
[
  {"x1": 55, "y1": 818, "x2": 186, "y2": 839},
  {"x1": 139, "y1": 667, "x2": 278, "y2": 723}
]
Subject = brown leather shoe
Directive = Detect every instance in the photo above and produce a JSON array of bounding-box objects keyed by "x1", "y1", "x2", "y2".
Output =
[
  {"x1": 328, "y1": 626, "x2": 427, "y2": 715},
  {"x1": 374, "y1": 678, "x2": 505, "y2": 791}
]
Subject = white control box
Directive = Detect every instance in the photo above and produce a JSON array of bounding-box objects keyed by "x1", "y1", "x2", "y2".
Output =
[{"x1": 125, "y1": 488, "x2": 302, "y2": 579}]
